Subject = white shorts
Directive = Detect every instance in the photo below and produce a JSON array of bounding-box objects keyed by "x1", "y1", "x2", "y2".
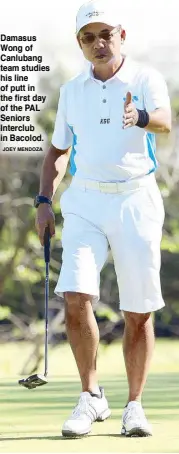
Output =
[{"x1": 54, "y1": 173, "x2": 165, "y2": 313}]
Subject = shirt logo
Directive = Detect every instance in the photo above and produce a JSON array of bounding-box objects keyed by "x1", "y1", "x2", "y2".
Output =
[{"x1": 100, "y1": 118, "x2": 110, "y2": 124}]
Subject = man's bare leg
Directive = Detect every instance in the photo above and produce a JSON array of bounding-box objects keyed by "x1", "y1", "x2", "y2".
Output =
[
  {"x1": 122, "y1": 312, "x2": 154, "y2": 402},
  {"x1": 65, "y1": 291, "x2": 100, "y2": 394}
]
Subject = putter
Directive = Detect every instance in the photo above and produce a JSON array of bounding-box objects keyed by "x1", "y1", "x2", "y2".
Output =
[{"x1": 18, "y1": 226, "x2": 51, "y2": 389}]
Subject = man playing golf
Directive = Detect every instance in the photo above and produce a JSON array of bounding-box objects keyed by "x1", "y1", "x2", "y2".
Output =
[{"x1": 35, "y1": 0, "x2": 171, "y2": 438}]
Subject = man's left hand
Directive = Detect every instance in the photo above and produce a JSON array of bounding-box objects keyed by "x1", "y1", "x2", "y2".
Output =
[{"x1": 123, "y1": 92, "x2": 139, "y2": 129}]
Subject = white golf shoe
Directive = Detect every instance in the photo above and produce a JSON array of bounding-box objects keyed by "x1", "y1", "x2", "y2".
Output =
[
  {"x1": 121, "y1": 401, "x2": 152, "y2": 437},
  {"x1": 62, "y1": 387, "x2": 111, "y2": 437}
]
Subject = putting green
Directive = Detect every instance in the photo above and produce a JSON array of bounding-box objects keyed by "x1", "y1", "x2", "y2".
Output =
[{"x1": 0, "y1": 340, "x2": 179, "y2": 453}]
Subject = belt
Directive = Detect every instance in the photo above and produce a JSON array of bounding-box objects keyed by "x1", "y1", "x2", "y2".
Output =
[{"x1": 71, "y1": 174, "x2": 154, "y2": 194}]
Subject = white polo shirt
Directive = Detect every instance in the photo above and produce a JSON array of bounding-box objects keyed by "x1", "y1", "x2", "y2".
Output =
[{"x1": 52, "y1": 56, "x2": 170, "y2": 182}]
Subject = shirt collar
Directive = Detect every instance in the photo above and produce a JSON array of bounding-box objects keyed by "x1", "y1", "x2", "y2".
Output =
[{"x1": 81, "y1": 55, "x2": 133, "y2": 84}]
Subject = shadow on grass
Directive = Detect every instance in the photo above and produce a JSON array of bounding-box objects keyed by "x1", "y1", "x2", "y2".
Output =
[{"x1": 0, "y1": 434, "x2": 124, "y2": 441}]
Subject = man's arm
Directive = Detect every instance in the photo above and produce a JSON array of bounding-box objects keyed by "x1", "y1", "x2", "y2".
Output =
[
  {"x1": 36, "y1": 144, "x2": 71, "y2": 245},
  {"x1": 36, "y1": 82, "x2": 73, "y2": 244},
  {"x1": 39, "y1": 144, "x2": 71, "y2": 199},
  {"x1": 144, "y1": 107, "x2": 171, "y2": 134}
]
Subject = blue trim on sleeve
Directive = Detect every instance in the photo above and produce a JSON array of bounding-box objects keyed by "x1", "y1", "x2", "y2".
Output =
[
  {"x1": 146, "y1": 133, "x2": 158, "y2": 174},
  {"x1": 68, "y1": 124, "x2": 77, "y2": 176}
]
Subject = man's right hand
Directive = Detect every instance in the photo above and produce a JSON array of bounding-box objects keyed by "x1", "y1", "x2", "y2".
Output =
[{"x1": 35, "y1": 203, "x2": 55, "y2": 246}]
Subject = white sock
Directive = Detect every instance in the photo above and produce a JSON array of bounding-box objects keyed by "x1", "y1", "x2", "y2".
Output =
[{"x1": 90, "y1": 385, "x2": 101, "y2": 396}]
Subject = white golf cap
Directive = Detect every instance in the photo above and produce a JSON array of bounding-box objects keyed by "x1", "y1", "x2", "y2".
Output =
[{"x1": 76, "y1": 0, "x2": 122, "y2": 35}]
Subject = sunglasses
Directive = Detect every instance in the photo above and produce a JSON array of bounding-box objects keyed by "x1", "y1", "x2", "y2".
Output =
[{"x1": 80, "y1": 25, "x2": 121, "y2": 45}]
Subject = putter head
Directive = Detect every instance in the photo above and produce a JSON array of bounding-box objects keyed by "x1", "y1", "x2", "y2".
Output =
[{"x1": 18, "y1": 374, "x2": 48, "y2": 389}]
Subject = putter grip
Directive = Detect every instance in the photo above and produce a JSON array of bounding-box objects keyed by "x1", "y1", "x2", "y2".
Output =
[{"x1": 44, "y1": 226, "x2": 50, "y2": 263}]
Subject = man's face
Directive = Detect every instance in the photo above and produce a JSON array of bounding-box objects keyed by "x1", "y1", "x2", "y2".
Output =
[{"x1": 77, "y1": 22, "x2": 123, "y2": 66}]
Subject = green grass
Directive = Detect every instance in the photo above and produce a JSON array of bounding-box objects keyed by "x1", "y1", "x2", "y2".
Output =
[{"x1": 0, "y1": 340, "x2": 179, "y2": 452}]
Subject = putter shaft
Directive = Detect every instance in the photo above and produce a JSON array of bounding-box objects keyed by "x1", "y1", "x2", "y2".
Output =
[
  {"x1": 18, "y1": 227, "x2": 50, "y2": 389},
  {"x1": 44, "y1": 261, "x2": 49, "y2": 377}
]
